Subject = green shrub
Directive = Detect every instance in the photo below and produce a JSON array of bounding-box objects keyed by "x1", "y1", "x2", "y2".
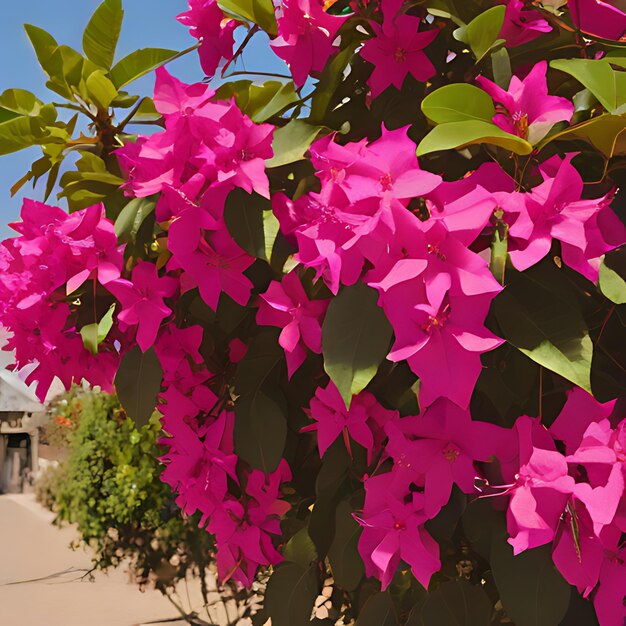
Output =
[{"x1": 48, "y1": 390, "x2": 215, "y2": 596}]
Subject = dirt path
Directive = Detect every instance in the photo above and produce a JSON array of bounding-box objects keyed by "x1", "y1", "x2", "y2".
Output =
[{"x1": 0, "y1": 494, "x2": 200, "y2": 626}]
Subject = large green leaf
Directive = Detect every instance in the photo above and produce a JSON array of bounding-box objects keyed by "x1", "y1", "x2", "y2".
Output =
[
  {"x1": 453, "y1": 5, "x2": 506, "y2": 62},
  {"x1": 223, "y1": 188, "x2": 274, "y2": 259},
  {"x1": 0, "y1": 116, "x2": 46, "y2": 156},
  {"x1": 114, "y1": 346, "x2": 163, "y2": 427},
  {"x1": 110, "y1": 48, "x2": 180, "y2": 89},
  {"x1": 24, "y1": 24, "x2": 60, "y2": 79},
  {"x1": 263, "y1": 563, "x2": 319, "y2": 626},
  {"x1": 328, "y1": 499, "x2": 364, "y2": 591},
  {"x1": 218, "y1": 0, "x2": 278, "y2": 35},
  {"x1": 115, "y1": 197, "x2": 157, "y2": 244},
  {"x1": 422, "y1": 84, "x2": 495, "y2": 124},
  {"x1": 598, "y1": 251, "x2": 626, "y2": 304},
  {"x1": 421, "y1": 580, "x2": 492, "y2": 626},
  {"x1": 0, "y1": 89, "x2": 45, "y2": 117},
  {"x1": 283, "y1": 528, "x2": 318, "y2": 569},
  {"x1": 233, "y1": 330, "x2": 287, "y2": 473},
  {"x1": 85, "y1": 70, "x2": 118, "y2": 109},
  {"x1": 266, "y1": 120, "x2": 323, "y2": 168},
  {"x1": 550, "y1": 59, "x2": 626, "y2": 115},
  {"x1": 322, "y1": 283, "x2": 393, "y2": 408},
  {"x1": 417, "y1": 120, "x2": 533, "y2": 155},
  {"x1": 82, "y1": 0, "x2": 124, "y2": 69},
  {"x1": 308, "y1": 441, "x2": 351, "y2": 558},
  {"x1": 355, "y1": 592, "x2": 398, "y2": 626},
  {"x1": 217, "y1": 79, "x2": 298, "y2": 122},
  {"x1": 493, "y1": 262, "x2": 593, "y2": 393},
  {"x1": 491, "y1": 540, "x2": 570, "y2": 626},
  {"x1": 538, "y1": 114, "x2": 626, "y2": 159}
]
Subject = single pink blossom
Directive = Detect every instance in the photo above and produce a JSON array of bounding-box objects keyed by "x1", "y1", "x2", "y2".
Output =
[
  {"x1": 356, "y1": 469, "x2": 440, "y2": 589},
  {"x1": 568, "y1": 0, "x2": 626, "y2": 41},
  {"x1": 257, "y1": 271, "x2": 330, "y2": 377},
  {"x1": 177, "y1": 0, "x2": 237, "y2": 78},
  {"x1": 107, "y1": 261, "x2": 178, "y2": 351},
  {"x1": 303, "y1": 381, "x2": 399, "y2": 460},
  {"x1": 477, "y1": 61, "x2": 574, "y2": 144},
  {"x1": 499, "y1": 0, "x2": 552, "y2": 47},
  {"x1": 270, "y1": 0, "x2": 348, "y2": 87},
  {"x1": 360, "y1": 0, "x2": 438, "y2": 97}
]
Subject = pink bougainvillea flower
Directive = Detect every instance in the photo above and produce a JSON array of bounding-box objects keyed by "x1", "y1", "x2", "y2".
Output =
[
  {"x1": 551, "y1": 499, "x2": 621, "y2": 594},
  {"x1": 340, "y1": 126, "x2": 442, "y2": 204},
  {"x1": 384, "y1": 274, "x2": 503, "y2": 408},
  {"x1": 257, "y1": 271, "x2": 330, "y2": 377},
  {"x1": 385, "y1": 399, "x2": 510, "y2": 516},
  {"x1": 177, "y1": 0, "x2": 237, "y2": 77},
  {"x1": 499, "y1": 0, "x2": 552, "y2": 47},
  {"x1": 270, "y1": 0, "x2": 348, "y2": 87},
  {"x1": 107, "y1": 261, "x2": 178, "y2": 351},
  {"x1": 360, "y1": 0, "x2": 438, "y2": 97},
  {"x1": 568, "y1": 0, "x2": 626, "y2": 41},
  {"x1": 501, "y1": 416, "x2": 576, "y2": 554},
  {"x1": 356, "y1": 469, "x2": 440, "y2": 589},
  {"x1": 169, "y1": 226, "x2": 254, "y2": 311},
  {"x1": 507, "y1": 154, "x2": 621, "y2": 281},
  {"x1": 303, "y1": 381, "x2": 399, "y2": 460},
  {"x1": 207, "y1": 460, "x2": 291, "y2": 585},
  {"x1": 423, "y1": 162, "x2": 512, "y2": 247},
  {"x1": 550, "y1": 386, "x2": 617, "y2": 454},
  {"x1": 593, "y1": 545, "x2": 626, "y2": 626},
  {"x1": 160, "y1": 410, "x2": 238, "y2": 526},
  {"x1": 477, "y1": 61, "x2": 574, "y2": 144}
]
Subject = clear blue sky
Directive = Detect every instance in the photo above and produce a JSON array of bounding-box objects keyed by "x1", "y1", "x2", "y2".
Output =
[{"x1": 0, "y1": 0, "x2": 285, "y2": 237}]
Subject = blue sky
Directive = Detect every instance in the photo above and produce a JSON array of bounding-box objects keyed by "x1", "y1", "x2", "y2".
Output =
[{"x1": 0, "y1": 0, "x2": 285, "y2": 237}]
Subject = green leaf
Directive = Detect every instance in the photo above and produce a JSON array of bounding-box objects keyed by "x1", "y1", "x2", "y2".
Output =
[
  {"x1": 110, "y1": 48, "x2": 180, "y2": 89},
  {"x1": 421, "y1": 84, "x2": 495, "y2": 124},
  {"x1": 538, "y1": 114, "x2": 626, "y2": 159},
  {"x1": 0, "y1": 89, "x2": 45, "y2": 117},
  {"x1": 284, "y1": 528, "x2": 318, "y2": 569},
  {"x1": 322, "y1": 283, "x2": 393, "y2": 408},
  {"x1": 417, "y1": 120, "x2": 533, "y2": 156},
  {"x1": 115, "y1": 197, "x2": 157, "y2": 244},
  {"x1": 233, "y1": 330, "x2": 287, "y2": 473},
  {"x1": 114, "y1": 346, "x2": 163, "y2": 428},
  {"x1": 491, "y1": 47, "x2": 512, "y2": 89},
  {"x1": 85, "y1": 70, "x2": 118, "y2": 109},
  {"x1": 98, "y1": 304, "x2": 116, "y2": 344},
  {"x1": 550, "y1": 59, "x2": 626, "y2": 115},
  {"x1": 454, "y1": 5, "x2": 506, "y2": 62},
  {"x1": 217, "y1": 80, "x2": 298, "y2": 122},
  {"x1": 328, "y1": 499, "x2": 364, "y2": 591},
  {"x1": 308, "y1": 441, "x2": 351, "y2": 558},
  {"x1": 80, "y1": 323, "x2": 99, "y2": 356},
  {"x1": 24, "y1": 24, "x2": 60, "y2": 78},
  {"x1": 598, "y1": 253, "x2": 626, "y2": 304},
  {"x1": 491, "y1": 540, "x2": 570, "y2": 626},
  {"x1": 266, "y1": 120, "x2": 323, "y2": 168},
  {"x1": 218, "y1": 0, "x2": 278, "y2": 35},
  {"x1": 223, "y1": 188, "x2": 273, "y2": 259},
  {"x1": 493, "y1": 262, "x2": 593, "y2": 393},
  {"x1": 263, "y1": 210, "x2": 281, "y2": 262},
  {"x1": 264, "y1": 563, "x2": 319, "y2": 626},
  {"x1": 82, "y1": 0, "x2": 124, "y2": 69},
  {"x1": 0, "y1": 116, "x2": 44, "y2": 156},
  {"x1": 421, "y1": 580, "x2": 492, "y2": 626},
  {"x1": 355, "y1": 592, "x2": 398, "y2": 626}
]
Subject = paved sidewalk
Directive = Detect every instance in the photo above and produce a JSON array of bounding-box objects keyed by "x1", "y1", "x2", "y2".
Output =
[{"x1": 0, "y1": 494, "x2": 206, "y2": 626}]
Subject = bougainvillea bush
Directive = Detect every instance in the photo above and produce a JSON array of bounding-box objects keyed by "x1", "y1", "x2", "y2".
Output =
[{"x1": 0, "y1": 0, "x2": 625, "y2": 624}]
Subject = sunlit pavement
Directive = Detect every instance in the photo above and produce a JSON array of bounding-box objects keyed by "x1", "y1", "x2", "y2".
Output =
[{"x1": 0, "y1": 494, "x2": 198, "y2": 626}]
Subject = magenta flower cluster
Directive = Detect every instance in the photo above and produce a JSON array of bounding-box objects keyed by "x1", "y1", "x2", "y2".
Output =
[{"x1": 1, "y1": 0, "x2": 625, "y2": 622}]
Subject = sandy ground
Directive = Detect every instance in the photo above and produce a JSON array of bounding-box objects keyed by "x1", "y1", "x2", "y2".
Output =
[{"x1": 0, "y1": 493, "x2": 224, "y2": 626}]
